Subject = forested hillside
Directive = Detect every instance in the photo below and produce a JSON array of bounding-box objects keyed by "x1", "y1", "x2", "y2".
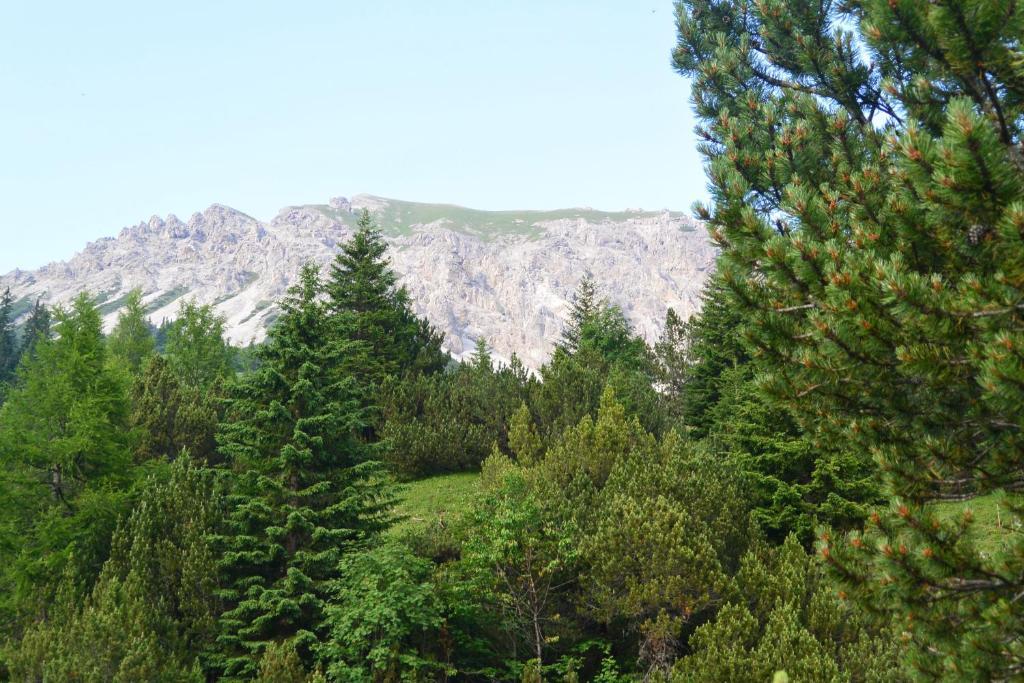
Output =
[{"x1": 1, "y1": 0, "x2": 1023, "y2": 680}]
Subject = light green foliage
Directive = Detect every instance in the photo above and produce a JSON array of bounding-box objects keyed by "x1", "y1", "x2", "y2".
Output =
[
  {"x1": 507, "y1": 402, "x2": 543, "y2": 465},
  {"x1": 5, "y1": 457, "x2": 220, "y2": 682},
  {"x1": 107, "y1": 288, "x2": 156, "y2": 373},
  {"x1": 316, "y1": 196, "x2": 686, "y2": 241},
  {"x1": 673, "y1": 537, "x2": 900, "y2": 682},
  {"x1": 322, "y1": 543, "x2": 450, "y2": 681},
  {"x1": 390, "y1": 471, "x2": 480, "y2": 538},
  {"x1": 253, "y1": 640, "x2": 310, "y2": 683},
  {"x1": 165, "y1": 300, "x2": 232, "y2": 389},
  {"x1": 460, "y1": 468, "x2": 577, "y2": 669},
  {"x1": 0, "y1": 293, "x2": 132, "y2": 628}
]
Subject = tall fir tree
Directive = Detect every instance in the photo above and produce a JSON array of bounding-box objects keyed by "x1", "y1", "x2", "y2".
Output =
[
  {"x1": 326, "y1": 209, "x2": 447, "y2": 384},
  {"x1": 0, "y1": 288, "x2": 17, "y2": 386},
  {"x1": 558, "y1": 274, "x2": 600, "y2": 353},
  {"x1": 213, "y1": 265, "x2": 394, "y2": 679},
  {"x1": 676, "y1": 0, "x2": 1024, "y2": 676},
  {"x1": 17, "y1": 298, "x2": 51, "y2": 361}
]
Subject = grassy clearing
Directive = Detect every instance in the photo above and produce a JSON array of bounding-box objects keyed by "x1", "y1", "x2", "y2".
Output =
[
  {"x1": 390, "y1": 471, "x2": 481, "y2": 536},
  {"x1": 933, "y1": 492, "x2": 1022, "y2": 556}
]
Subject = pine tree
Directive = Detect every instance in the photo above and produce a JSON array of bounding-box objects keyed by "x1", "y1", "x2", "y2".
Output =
[
  {"x1": 675, "y1": 0, "x2": 1024, "y2": 675},
  {"x1": 326, "y1": 209, "x2": 447, "y2": 383},
  {"x1": 107, "y1": 288, "x2": 155, "y2": 373},
  {"x1": 6, "y1": 457, "x2": 221, "y2": 681},
  {"x1": 130, "y1": 354, "x2": 219, "y2": 463},
  {"x1": 213, "y1": 264, "x2": 394, "y2": 679}
]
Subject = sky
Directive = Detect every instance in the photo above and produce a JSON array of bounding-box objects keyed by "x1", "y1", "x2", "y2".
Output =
[{"x1": 0, "y1": 1, "x2": 707, "y2": 273}]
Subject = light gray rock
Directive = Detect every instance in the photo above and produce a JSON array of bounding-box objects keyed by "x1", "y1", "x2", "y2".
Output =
[{"x1": 0, "y1": 195, "x2": 715, "y2": 368}]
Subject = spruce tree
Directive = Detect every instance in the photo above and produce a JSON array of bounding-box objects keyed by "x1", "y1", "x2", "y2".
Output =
[
  {"x1": 107, "y1": 288, "x2": 155, "y2": 373},
  {"x1": 558, "y1": 274, "x2": 600, "y2": 353},
  {"x1": 0, "y1": 288, "x2": 17, "y2": 385},
  {"x1": 213, "y1": 265, "x2": 394, "y2": 679},
  {"x1": 675, "y1": 0, "x2": 1024, "y2": 675},
  {"x1": 326, "y1": 209, "x2": 447, "y2": 383},
  {"x1": 17, "y1": 298, "x2": 50, "y2": 361}
]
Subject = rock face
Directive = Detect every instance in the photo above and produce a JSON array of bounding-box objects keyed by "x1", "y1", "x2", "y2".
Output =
[{"x1": 0, "y1": 195, "x2": 715, "y2": 368}]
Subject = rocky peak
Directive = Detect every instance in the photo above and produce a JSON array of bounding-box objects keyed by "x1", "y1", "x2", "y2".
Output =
[{"x1": 0, "y1": 195, "x2": 715, "y2": 368}]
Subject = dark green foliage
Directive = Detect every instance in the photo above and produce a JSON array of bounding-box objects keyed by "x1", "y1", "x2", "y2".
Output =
[
  {"x1": 165, "y1": 300, "x2": 233, "y2": 389},
  {"x1": 17, "y1": 298, "x2": 51, "y2": 361},
  {"x1": 379, "y1": 345, "x2": 532, "y2": 478},
  {"x1": 535, "y1": 283, "x2": 662, "y2": 443},
  {"x1": 327, "y1": 209, "x2": 448, "y2": 385},
  {"x1": 0, "y1": 288, "x2": 17, "y2": 387},
  {"x1": 558, "y1": 274, "x2": 599, "y2": 353},
  {"x1": 107, "y1": 288, "x2": 156, "y2": 374},
  {"x1": 0, "y1": 293, "x2": 132, "y2": 630},
  {"x1": 669, "y1": 278, "x2": 748, "y2": 437},
  {"x1": 675, "y1": 0, "x2": 1024, "y2": 674},
  {"x1": 130, "y1": 354, "x2": 220, "y2": 463},
  {"x1": 213, "y1": 265, "x2": 394, "y2": 679}
]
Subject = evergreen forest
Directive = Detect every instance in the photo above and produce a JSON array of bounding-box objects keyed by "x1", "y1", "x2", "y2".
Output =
[{"x1": 2, "y1": 1, "x2": 1024, "y2": 680}]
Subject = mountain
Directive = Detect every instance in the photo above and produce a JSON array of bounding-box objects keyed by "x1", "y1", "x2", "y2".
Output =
[{"x1": 0, "y1": 194, "x2": 715, "y2": 368}]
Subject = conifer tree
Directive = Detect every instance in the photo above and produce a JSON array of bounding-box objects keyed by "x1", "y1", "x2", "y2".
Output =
[
  {"x1": 107, "y1": 288, "x2": 155, "y2": 373},
  {"x1": 0, "y1": 293, "x2": 131, "y2": 628},
  {"x1": 558, "y1": 275, "x2": 600, "y2": 353},
  {"x1": 17, "y1": 298, "x2": 50, "y2": 361},
  {"x1": 130, "y1": 354, "x2": 219, "y2": 463},
  {"x1": 165, "y1": 300, "x2": 232, "y2": 389},
  {"x1": 675, "y1": 0, "x2": 1024, "y2": 675},
  {"x1": 213, "y1": 265, "x2": 394, "y2": 679},
  {"x1": 326, "y1": 209, "x2": 447, "y2": 383},
  {"x1": 0, "y1": 288, "x2": 17, "y2": 385},
  {"x1": 6, "y1": 457, "x2": 221, "y2": 681}
]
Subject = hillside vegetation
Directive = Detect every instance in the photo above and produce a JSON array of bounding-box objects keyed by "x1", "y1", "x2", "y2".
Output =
[{"x1": 1, "y1": 0, "x2": 1023, "y2": 680}]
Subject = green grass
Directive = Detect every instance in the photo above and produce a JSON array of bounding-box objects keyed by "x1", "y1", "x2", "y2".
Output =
[
  {"x1": 303, "y1": 195, "x2": 689, "y2": 242},
  {"x1": 933, "y1": 493, "x2": 1022, "y2": 556},
  {"x1": 145, "y1": 285, "x2": 191, "y2": 314},
  {"x1": 390, "y1": 471, "x2": 481, "y2": 536}
]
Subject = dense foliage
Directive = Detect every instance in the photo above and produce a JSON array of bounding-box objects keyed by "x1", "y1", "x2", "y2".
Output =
[
  {"x1": 675, "y1": 0, "x2": 1024, "y2": 676},
  {"x1": 1, "y1": 2, "x2": 1019, "y2": 677}
]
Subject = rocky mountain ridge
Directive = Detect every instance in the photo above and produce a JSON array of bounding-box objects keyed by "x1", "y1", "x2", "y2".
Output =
[{"x1": 1, "y1": 195, "x2": 715, "y2": 368}]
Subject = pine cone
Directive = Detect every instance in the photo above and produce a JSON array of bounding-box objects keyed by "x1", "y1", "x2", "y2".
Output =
[{"x1": 967, "y1": 223, "x2": 990, "y2": 245}]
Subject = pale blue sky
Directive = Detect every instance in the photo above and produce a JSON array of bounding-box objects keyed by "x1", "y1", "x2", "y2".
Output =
[{"x1": 0, "y1": 1, "x2": 705, "y2": 273}]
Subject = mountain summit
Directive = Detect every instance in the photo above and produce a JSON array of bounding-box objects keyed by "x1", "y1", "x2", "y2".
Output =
[{"x1": 1, "y1": 195, "x2": 715, "y2": 367}]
